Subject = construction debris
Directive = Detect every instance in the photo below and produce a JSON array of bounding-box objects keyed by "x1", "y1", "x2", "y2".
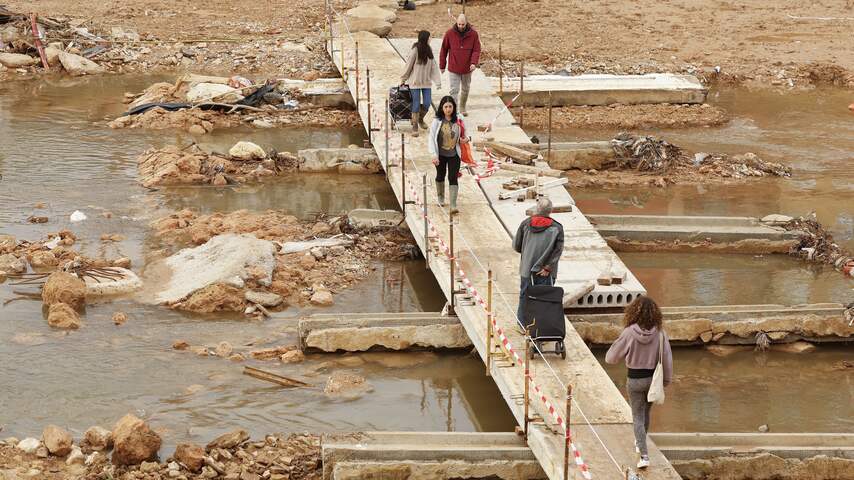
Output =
[
  {"x1": 783, "y1": 214, "x2": 854, "y2": 276},
  {"x1": 242, "y1": 366, "x2": 311, "y2": 388}
]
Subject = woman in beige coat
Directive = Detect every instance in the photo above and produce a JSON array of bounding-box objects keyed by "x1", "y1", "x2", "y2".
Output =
[{"x1": 400, "y1": 30, "x2": 442, "y2": 136}]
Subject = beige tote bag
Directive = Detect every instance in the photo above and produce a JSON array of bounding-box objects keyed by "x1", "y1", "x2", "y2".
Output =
[{"x1": 647, "y1": 331, "x2": 666, "y2": 405}]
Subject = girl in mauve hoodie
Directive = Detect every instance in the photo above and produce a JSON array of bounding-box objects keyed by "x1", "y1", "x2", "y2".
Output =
[{"x1": 605, "y1": 296, "x2": 673, "y2": 470}]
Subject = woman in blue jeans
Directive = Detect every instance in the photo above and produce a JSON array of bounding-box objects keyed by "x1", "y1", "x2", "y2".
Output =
[{"x1": 400, "y1": 30, "x2": 442, "y2": 137}]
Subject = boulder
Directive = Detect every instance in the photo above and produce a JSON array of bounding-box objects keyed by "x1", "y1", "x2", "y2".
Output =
[
  {"x1": 186, "y1": 83, "x2": 243, "y2": 104},
  {"x1": 112, "y1": 312, "x2": 128, "y2": 325},
  {"x1": 324, "y1": 372, "x2": 374, "y2": 399},
  {"x1": 310, "y1": 289, "x2": 334, "y2": 306},
  {"x1": 0, "y1": 234, "x2": 17, "y2": 252},
  {"x1": 298, "y1": 148, "x2": 380, "y2": 173},
  {"x1": 82, "y1": 267, "x2": 142, "y2": 296},
  {"x1": 347, "y1": 209, "x2": 404, "y2": 229},
  {"x1": 42, "y1": 425, "x2": 73, "y2": 456},
  {"x1": 44, "y1": 46, "x2": 63, "y2": 67},
  {"x1": 112, "y1": 414, "x2": 161, "y2": 465},
  {"x1": 42, "y1": 272, "x2": 87, "y2": 309},
  {"x1": 47, "y1": 303, "x2": 81, "y2": 329},
  {"x1": 66, "y1": 446, "x2": 85, "y2": 465},
  {"x1": 345, "y1": 4, "x2": 397, "y2": 23},
  {"x1": 214, "y1": 341, "x2": 233, "y2": 357},
  {"x1": 760, "y1": 214, "x2": 793, "y2": 226},
  {"x1": 280, "y1": 350, "x2": 305, "y2": 363},
  {"x1": 17, "y1": 438, "x2": 41, "y2": 454},
  {"x1": 29, "y1": 250, "x2": 58, "y2": 268},
  {"x1": 0, "y1": 253, "x2": 26, "y2": 274},
  {"x1": 229, "y1": 141, "x2": 267, "y2": 161},
  {"x1": 174, "y1": 443, "x2": 205, "y2": 472},
  {"x1": 58, "y1": 52, "x2": 105, "y2": 76},
  {"x1": 770, "y1": 341, "x2": 816, "y2": 354},
  {"x1": 346, "y1": 18, "x2": 392, "y2": 37},
  {"x1": 244, "y1": 290, "x2": 283, "y2": 307},
  {"x1": 0, "y1": 53, "x2": 38, "y2": 68},
  {"x1": 206, "y1": 429, "x2": 249, "y2": 451},
  {"x1": 84, "y1": 426, "x2": 113, "y2": 451}
]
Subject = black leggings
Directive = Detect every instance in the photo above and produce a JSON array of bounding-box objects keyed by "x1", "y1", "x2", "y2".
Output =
[{"x1": 436, "y1": 154, "x2": 461, "y2": 186}]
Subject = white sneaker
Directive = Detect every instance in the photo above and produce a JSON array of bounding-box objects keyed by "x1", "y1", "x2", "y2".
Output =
[{"x1": 637, "y1": 456, "x2": 650, "y2": 469}]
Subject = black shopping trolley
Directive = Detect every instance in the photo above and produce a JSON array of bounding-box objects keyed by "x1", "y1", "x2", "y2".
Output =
[{"x1": 522, "y1": 280, "x2": 566, "y2": 359}]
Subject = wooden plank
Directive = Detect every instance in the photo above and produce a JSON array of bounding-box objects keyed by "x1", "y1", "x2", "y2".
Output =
[
  {"x1": 485, "y1": 141, "x2": 539, "y2": 165},
  {"x1": 243, "y1": 366, "x2": 310, "y2": 388}
]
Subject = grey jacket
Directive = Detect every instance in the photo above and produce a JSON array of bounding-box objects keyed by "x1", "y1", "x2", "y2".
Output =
[{"x1": 512, "y1": 216, "x2": 564, "y2": 277}]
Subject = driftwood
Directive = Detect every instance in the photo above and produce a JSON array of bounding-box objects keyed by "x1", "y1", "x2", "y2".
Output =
[
  {"x1": 484, "y1": 141, "x2": 539, "y2": 165},
  {"x1": 243, "y1": 366, "x2": 310, "y2": 388}
]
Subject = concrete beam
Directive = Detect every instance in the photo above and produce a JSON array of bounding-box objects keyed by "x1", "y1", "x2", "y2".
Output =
[
  {"x1": 650, "y1": 433, "x2": 854, "y2": 461},
  {"x1": 298, "y1": 312, "x2": 472, "y2": 352},
  {"x1": 587, "y1": 214, "x2": 801, "y2": 254},
  {"x1": 490, "y1": 74, "x2": 708, "y2": 107}
]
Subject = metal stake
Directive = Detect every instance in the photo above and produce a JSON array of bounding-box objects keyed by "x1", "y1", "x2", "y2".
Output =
[
  {"x1": 448, "y1": 220, "x2": 456, "y2": 316},
  {"x1": 400, "y1": 133, "x2": 406, "y2": 206},
  {"x1": 564, "y1": 384, "x2": 573, "y2": 480},
  {"x1": 520, "y1": 60, "x2": 525, "y2": 129},
  {"x1": 547, "y1": 92, "x2": 553, "y2": 162},
  {"x1": 498, "y1": 39, "x2": 503, "y2": 97},
  {"x1": 423, "y1": 173, "x2": 430, "y2": 271},
  {"x1": 354, "y1": 41, "x2": 360, "y2": 109},
  {"x1": 486, "y1": 268, "x2": 493, "y2": 376},
  {"x1": 523, "y1": 331, "x2": 531, "y2": 440},
  {"x1": 385, "y1": 96, "x2": 390, "y2": 172},
  {"x1": 340, "y1": 34, "x2": 346, "y2": 82}
]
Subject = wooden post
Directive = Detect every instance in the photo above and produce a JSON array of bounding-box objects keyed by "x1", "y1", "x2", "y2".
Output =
[
  {"x1": 523, "y1": 332, "x2": 531, "y2": 440},
  {"x1": 423, "y1": 173, "x2": 430, "y2": 271},
  {"x1": 547, "y1": 92, "x2": 553, "y2": 162},
  {"x1": 498, "y1": 38, "x2": 503, "y2": 97},
  {"x1": 564, "y1": 384, "x2": 573, "y2": 480},
  {"x1": 520, "y1": 60, "x2": 525, "y2": 128},
  {"x1": 448, "y1": 220, "x2": 456, "y2": 316},
  {"x1": 486, "y1": 268, "x2": 493, "y2": 376},
  {"x1": 354, "y1": 41, "x2": 360, "y2": 109}
]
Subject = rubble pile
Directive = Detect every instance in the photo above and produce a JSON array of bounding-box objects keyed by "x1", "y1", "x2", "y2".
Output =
[
  {"x1": 149, "y1": 209, "x2": 418, "y2": 313},
  {"x1": 0, "y1": 421, "x2": 321, "y2": 480},
  {"x1": 783, "y1": 214, "x2": 854, "y2": 276},
  {"x1": 109, "y1": 75, "x2": 360, "y2": 133}
]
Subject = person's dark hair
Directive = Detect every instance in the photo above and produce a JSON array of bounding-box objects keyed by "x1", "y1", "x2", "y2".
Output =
[
  {"x1": 622, "y1": 296, "x2": 663, "y2": 331},
  {"x1": 413, "y1": 30, "x2": 433, "y2": 64},
  {"x1": 437, "y1": 95, "x2": 458, "y2": 123}
]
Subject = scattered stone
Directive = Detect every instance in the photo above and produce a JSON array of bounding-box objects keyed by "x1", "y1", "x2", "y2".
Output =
[
  {"x1": 47, "y1": 303, "x2": 81, "y2": 329},
  {"x1": 770, "y1": 341, "x2": 816, "y2": 354},
  {"x1": 229, "y1": 354, "x2": 245, "y2": 362},
  {"x1": 206, "y1": 429, "x2": 249, "y2": 451},
  {"x1": 4, "y1": 437, "x2": 19, "y2": 446},
  {"x1": 42, "y1": 272, "x2": 87, "y2": 309},
  {"x1": 347, "y1": 209, "x2": 404, "y2": 229},
  {"x1": 244, "y1": 290, "x2": 283, "y2": 308},
  {"x1": 83, "y1": 426, "x2": 113, "y2": 451},
  {"x1": 173, "y1": 340, "x2": 190, "y2": 350},
  {"x1": 112, "y1": 257, "x2": 132, "y2": 268},
  {"x1": 42, "y1": 425, "x2": 73, "y2": 456},
  {"x1": 761, "y1": 214, "x2": 794, "y2": 226},
  {"x1": 112, "y1": 311, "x2": 128, "y2": 325},
  {"x1": 188, "y1": 124, "x2": 206, "y2": 135},
  {"x1": 215, "y1": 341, "x2": 233, "y2": 357},
  {"x1": 85, "y1": 451, "x2": 104, "y2": 466},
  {"x1": 0, "y1": 254, "x2": 26, "y2": 274},
  {"x1": 58, "y1": 51, "x2": 105, "y2": 76},
  {"x1": 705, "y1": 345, "x2": 752, "y2": 357},
  {"x1": 190, "y1": 346, "x2": 209, "y2": 356},
  {"x1": 252, "y1": 119, "x2": 274, "y2": 128},
  {"x1": 345, "y1": 4, "x2": 397, "y2": 23},
  {"x1": 175, "y1": 442, "x2": 205, "y2": 472},
  {"x1": 36, "y1": 446, "x2": 49, "y2": 458},
  {"x1": 0, "y1": 52, "x2": 38, "y2": 68},
  {"x1": 17, "y1": 438, "x2": 40, "y2": 454},
  {"x1": 310, "y1": 289, "x2": 334, "y2": 306},
  {"x1": 111, "y1": 414, "x2": 162, "y2": 466},
  {"x1": 250, "y1": 346, "x2": 293, "y2": 360},
  {"x1": 345, "y1": 17, "x2": 393, "y2": 37},
  {"x1": 27, "y1": 215, "x2": 48, "y2": 223},
  {"x1": 229, "y1": 141, "x2": 267, "y2": 161},
  {"x1": 29, "y1": 250, "x2": 58, "y2": 268},
  {"x1": 186, "y1": 83, "x2": 243, "y2": 103},
  {"x1": 66, "y1": 446, "x2": 85, "y2": 465},
  {"x1": 323, "y1": 372, "x2": 373, "y2": 399},
  {"x1": 280, "y1": 350, "x2": 305, "y2": 364},
  {"x1": 758, "y1": 424, "x2": 770, "y2": 433},
  {"x1": 140, "y1": 460, "x2": 160, "y2": 472}
]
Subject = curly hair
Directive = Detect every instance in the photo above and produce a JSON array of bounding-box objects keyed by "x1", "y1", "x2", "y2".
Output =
[{"x1": 622, "y1": 295, "x2": 663, "y2": 331}]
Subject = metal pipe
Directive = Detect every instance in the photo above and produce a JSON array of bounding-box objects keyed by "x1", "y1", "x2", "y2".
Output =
[
  {"x1": 340, "y1": 38, "x2": 346, "y2": 81},
  {"x1": 564, "y1": 384, "x2": 573, "y2": 480},
  {"x1": 423, "y1": 173, "x2": 430, "y2": 271},
  {"x1": 547, "y1": 92, "x2": 553, "y2": 162},
  {"x1": 486, "y1": 268, "x2": 493, "y2": 376},
  {"x1": 520, "y1": 60, "x2": 525, "y2": 128},
  {"x1": 385, "y1": 96, "x2": 390, "y2": 172},
  {"x1": 366, "y1": 67, "x2": 372, "y2": 137},
  {"x1": 498, "y1": 39, "x2": 503, "y2": 97},
  {"x1": 523, "y1": 332, "x2": 530, "y2": 440},
  {"x1": 448, "y1": 220, "x2": 456, "y2": 316},
  {"x1": 400, "y1": 133, "x2": 406, "y2": 207}
]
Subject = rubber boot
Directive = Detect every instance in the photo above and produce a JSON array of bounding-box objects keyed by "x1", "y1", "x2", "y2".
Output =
[
  {"x1": 410, "y1": 111, "x2": 419, "y2": 136},
  {"x1": 436, "y1": 181, "x2": 445, "y2": 206},
  {"x1": 449, "y1": 185, "x2": 459, "y2": 214},
  {"x1": 459, "y1": 90, "x2": 469, "y2": 115},
  {"x1": 418, "y1": 106, "x2": 429, "y2": 130}
]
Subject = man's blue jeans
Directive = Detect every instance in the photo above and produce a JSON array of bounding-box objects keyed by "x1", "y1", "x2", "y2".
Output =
[
  {"x1": 517, "y1": 274, "x2": 554, "y2": 327},
  {"x1": 410, "y1": 87, "x2": 432, "y2": 113}
]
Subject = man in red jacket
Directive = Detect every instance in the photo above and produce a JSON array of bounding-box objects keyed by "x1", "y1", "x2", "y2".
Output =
[{"x1": 439, "y1": 14, "x2": 481, "y2": 114}]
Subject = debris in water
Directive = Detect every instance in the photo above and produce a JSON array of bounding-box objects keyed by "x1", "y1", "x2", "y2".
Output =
[
  {"x1": 242, "y1": 366, "x2": 310, "y2": 388},
  {"x1": 69, "y1": 210, "x2": 87, "y2": 222}
]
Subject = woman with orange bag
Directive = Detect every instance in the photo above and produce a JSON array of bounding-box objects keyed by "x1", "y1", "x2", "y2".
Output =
[{"x1": 427, "y1": 95, "x2": 469, "y2": 214}]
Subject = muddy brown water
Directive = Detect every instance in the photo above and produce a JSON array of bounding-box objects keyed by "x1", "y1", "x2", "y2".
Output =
[
  {"x1": 0, "y1": 77, "x2": 850, "y2": 451},
  {"x1": 0, "y1": 76, "x2": 516, "y2": 447}
]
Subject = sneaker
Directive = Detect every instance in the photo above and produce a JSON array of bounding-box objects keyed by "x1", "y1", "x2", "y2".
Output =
[{"x1": 637, "y1": 456, "x2": 650, "y2": 469}]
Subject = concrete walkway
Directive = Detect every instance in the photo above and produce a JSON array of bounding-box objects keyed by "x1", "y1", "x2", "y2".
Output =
[{"x1": 327, "y1": 21, "x2": 679, "y2": 480}]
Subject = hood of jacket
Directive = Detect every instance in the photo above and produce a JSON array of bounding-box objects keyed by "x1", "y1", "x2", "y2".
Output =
[
  {"x1": 529, "y1": 215, "x2": 554, "y2": 232},
  {"x1": 629, "y1": 324, "x2": 658, "y2": 344},
  {"x1": 455, "y1": 24, "x2": 472, "y2": 36}
]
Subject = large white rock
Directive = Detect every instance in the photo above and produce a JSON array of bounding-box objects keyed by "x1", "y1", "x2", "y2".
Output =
[
  {"x1": 345, "y1": 17, "x2": 392, "y2": 37},
  {"x1": 154, "y1": 234, "x2": 276, "y2": 304},
  {"x1": 17, "y1": 438, "x2": 41, "y2": 454},
  {"x1": 345, "y1": 4, "x2": 397, "y2": 23},
  {"x1": 0, "y1": 53, "x2": 38, "y2": 68},
  {"x1": 347, "y1": 209, "x2": 404, "y2": 229},
  {"x1": 186, "y1": 82, "x2": 243, "y2": 103},
  {"x1": 229, "y1": 141, "x2": 267, "y2": 160},
  {"x1": 83, "y1": 267, "x2": 143, "y2": 296},
  {"x1": 298, "y1": 148, "x2": 380, "y2": 173},
  {"x1": 58, "y1": 52, "x2": 105, "y2": 76}
]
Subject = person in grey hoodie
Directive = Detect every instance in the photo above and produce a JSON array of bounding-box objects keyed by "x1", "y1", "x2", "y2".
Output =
[
  {"x1": 605, "y1": 296, "x2": 673, "y2": 470},
  {"x1": 512, "y1": 197, "x2": 564, "y2": 325},
  {"x1": 400, "y1": 30, "x2": 442, "y2": 136}
]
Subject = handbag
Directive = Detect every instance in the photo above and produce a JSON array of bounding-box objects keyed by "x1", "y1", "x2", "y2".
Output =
[{"x1": 647, "y1": 331, "x2": 666, "y2": 405}]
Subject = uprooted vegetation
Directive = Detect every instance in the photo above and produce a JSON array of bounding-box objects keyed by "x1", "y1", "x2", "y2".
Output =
[
  {"x1": 108, "y1": 74, "x2": 359, "y2": 133},
  {"x1": 784, "y1": 214, "x2": 854, "y2": 277},
  {"x1": 148, "y1": 209, "x2": 418, "y2": 314}
]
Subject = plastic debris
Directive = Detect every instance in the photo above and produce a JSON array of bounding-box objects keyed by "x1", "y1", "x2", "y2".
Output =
[{"x1": 69, "y1": 210, "x2": 87, "y2": 222}]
